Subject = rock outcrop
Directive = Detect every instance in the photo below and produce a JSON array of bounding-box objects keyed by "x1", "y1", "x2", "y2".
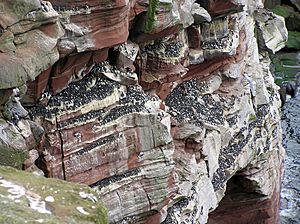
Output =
[
  {"x1": 0, "y1": 0, "x2": 286, "y2": 223},
  {"x1": 0, "y1": 166, "x2": 107, "y2": 223},
  {"x1": 0, "y1": 0, "x2": 63, "y2": 89},
  {"x1": 254, "y1": 8, "x2": 288, "y2": 53}
]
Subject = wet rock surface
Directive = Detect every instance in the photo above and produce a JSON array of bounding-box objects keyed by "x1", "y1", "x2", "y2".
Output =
[{"x1": 280, "y1": 91, "x2": 300, "y2": 224}]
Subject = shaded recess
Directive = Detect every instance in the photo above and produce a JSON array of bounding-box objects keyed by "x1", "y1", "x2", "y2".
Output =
[{"x1": 208, "y1": 171, "x2": 280, "y2": 224}]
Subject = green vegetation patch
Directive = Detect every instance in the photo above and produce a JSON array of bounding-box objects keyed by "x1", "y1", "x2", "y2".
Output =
[
  {"x1": 145, "y1": 0, "x2": 159, "y2": 33},
  {"x1": 248, "y1": 113, "x2": 257, "y2": 122},
  {"x1": 272, "y1": 5, "x2": 294, "y2": 18},
  {"x1": 271, "y1": 52, "x2": 300, "y2": 85},
  {"x1": 0, "y1": 166, "x2": 108, "y2": 224},
  {"x1": 286, "y1": 31, "x2": 300, "y2": 50},
  {"x1": 0, "y1": 147, "x2": 28, "y2": 170},
  {"x1": 272, "y1": 5, "x2": 300, "y2": 31}
]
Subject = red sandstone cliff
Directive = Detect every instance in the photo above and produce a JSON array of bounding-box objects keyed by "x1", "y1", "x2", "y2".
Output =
[{"x1": 0, "y1": 0, "x2": 287, "y2": 223}]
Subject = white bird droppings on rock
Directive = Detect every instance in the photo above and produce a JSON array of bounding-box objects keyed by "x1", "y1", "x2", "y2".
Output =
[
  {"x1": 45, "y1": 196, "x2": 55, "y2": 202},
  {"x1": 77, "y1": 206, "x2": 90, "y2": 215},
  {"x1": 79, "y1": 191, "x2": 88, "y2": 199}
]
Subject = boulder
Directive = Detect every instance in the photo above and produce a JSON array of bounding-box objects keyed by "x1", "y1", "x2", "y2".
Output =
[
  {"x1": 0, "y1": 119, "x2": 28, "y2": 169},
  {"x1": 192, "y1": 3, "x2": 211, "y2": 24},
  {"x1": 254, "y1": 9, "x2": 288, "y2": 53},
  {"x1": 0, "y1": 116, "x2": 45, "y2": 170}
]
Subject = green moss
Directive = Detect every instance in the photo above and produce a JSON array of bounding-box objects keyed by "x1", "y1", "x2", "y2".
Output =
[
  {"x1": 254, "y1": 26, "x2": 258, "y2": 40},
  {"x1": 145, "y1": 0, "x2": 159, "y2": 33},
  {"x1": 0, "y1": 147, "x2": 28, "y2": 169},
  {"x1": 11, "y1": 0, "x2": 40, "y2": 18},
  {"x1": 248, "y1": 114, "x2": 257, "y2": 122},
  {"x1": 272, "y1": 5, "x2": 300, "y2": 31},
  {"x1": 271, "y1": 52, "x2": 300, "y2": 85},
  {"x1": 0, "y1": 166, "x2": 108, "y2": 224},
  {"x1": 286, "y1": 31, "x2": 300, "y2": 50},
  {"x1": 272, "y1": 5, "x2": 293, "y2": 18},
  {"x1": 0, "y1": 31, "x2": 15, "y2": 52},
  {"x1": 160, "y1": 2, "x2": 172, "y2": 11}
]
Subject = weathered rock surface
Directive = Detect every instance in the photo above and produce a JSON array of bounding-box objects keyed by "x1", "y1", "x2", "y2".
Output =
[
  {"x1": 139, "y1": 29, "x2": 189, "y2": 92},
  {"x1": 0, "y1": 118, "x2": 29, "y2": 170},
  {"x1": 200, "y1": 0, "x2": 244, "y2": 18},
  {"x1": 0, "y1": 0, "x2": 286, "y2": 223},
  {"x1": 0, "y1": 0, "x2": 64, "y2": 90},
  {"x1": 138, "y1": 0, "x2": 196, "y2": 34},
  {"x1": 0, "y1": 106, "x2": 44, "y2": 170},
  {"x1": 208, "y1": 149, "x2": 283, "y2": 224},
  {"x1": 254, "y1": 8, "x2": 288, "y2": 53},
  {"x1": 0, "y1": 166, "x2": 107, "y2": 223},
  {"x1": 31, "y1": 71, "x2": 172, "y2": 184},
  {"x1": 48, "y1": 0, "x2": 130, "y2": 53}
]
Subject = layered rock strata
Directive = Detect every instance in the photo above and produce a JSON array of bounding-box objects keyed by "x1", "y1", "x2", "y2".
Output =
[{"x1": 0, "y1": 0, "x2": 287, "y2": 223}]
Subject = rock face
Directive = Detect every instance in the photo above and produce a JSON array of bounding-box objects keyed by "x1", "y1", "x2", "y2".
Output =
[
  {"x1": 0, "y1": 0, "x2": 63, "y2": 89},
  {"x1": 254, "y1": 8, "x2": 288, "y2": 53},
  {"x1": 48, "y1": 0, "x2": 130, "y2": 53},
  {"x1": 0, "y1": 0, "x2": 286, "y2": 223}
]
